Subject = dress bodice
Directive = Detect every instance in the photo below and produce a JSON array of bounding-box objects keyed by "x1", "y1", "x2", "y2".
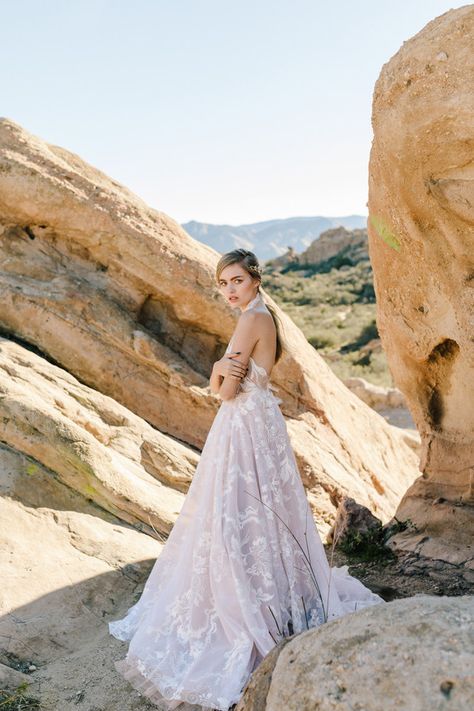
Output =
[{"x1": 224, "y1": 292, "x2": 281, "y2": 403}]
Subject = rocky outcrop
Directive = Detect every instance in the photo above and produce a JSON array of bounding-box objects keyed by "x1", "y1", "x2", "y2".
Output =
[
  {"x1": 237, "y1": 595, "x2": 474, "y2": 711},
  {"x1": 344, "y1": 377, "x2": 405, "y2": 411},
  {"x1": 0, "y1": 336, "x2": 195, "y2": 536},
  {"x1": 300, "y1": 226, "x2": 368, "y2": 266},
  {"x1": 368, "y1": 6, "x2": 474, "y2": 563},
  {"x1": 0, "y1": 442, "x2": 163, "y2": 710},
  {"x1": 327, "y1": 496, "x2": 383, "y2": 546},
  {"x1": 0, "y1": 118, "x2": 420, "y2": 532},
  {"x1": 343, "y1": 376, "x2": 419, "y2": 433},
  {"x1": 264, "y1": 246, "x2": 299, "y2": 271},
  {"x1": 265, "y1": 226, "x2": 368, "y2": 272}
]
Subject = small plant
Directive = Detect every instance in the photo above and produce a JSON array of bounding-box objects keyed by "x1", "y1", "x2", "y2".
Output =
[
  {"x1": 337, "y1": 523, "x2": 389, "y2": 561},
  {"x1": 0, "y1": 682, "x2": 41, "y2": 710},
  {"x1": 384, "y1": 517, "x2": 416, "y2": 538},
  {"x1": 337, "y1": 518, "x2": 416, "y2": 562},
  {"x1": 308, "y1": 333, "x2": 335, "y2": 350}
]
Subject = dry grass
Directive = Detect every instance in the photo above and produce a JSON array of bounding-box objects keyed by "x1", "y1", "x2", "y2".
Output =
[{"x1": 0, "y1": 684, "x2": 41, "y2": 710}]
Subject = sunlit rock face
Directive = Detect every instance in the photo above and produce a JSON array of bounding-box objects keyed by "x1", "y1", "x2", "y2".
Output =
[
  {"x1": 0, "y1": 117, "x2": 420, "y2": 534},
  {"x1": 236, "y1": 596, "x2": 474, "y2": 711},
  {"x1": 368, "y1": 6, "x2": 474, "y2": 562}
]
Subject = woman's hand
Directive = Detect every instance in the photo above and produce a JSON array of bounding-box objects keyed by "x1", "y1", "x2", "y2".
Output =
[{"x1": 213, "y1": 352, "x2": 248, "y2": 380}]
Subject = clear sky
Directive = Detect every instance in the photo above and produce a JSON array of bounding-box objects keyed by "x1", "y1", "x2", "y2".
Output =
[{"x1": 1, "y1": 0, "x2": 465, "y2": 224}]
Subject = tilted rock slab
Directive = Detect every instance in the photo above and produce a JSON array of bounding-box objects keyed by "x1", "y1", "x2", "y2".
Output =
[
  {"x1": 0, "y1": 336, "x2": 195, "y2": 536},
  {"x1": 237, "y1": 595, "x2": 474, "y2": 711},
  {"x1": 0, "y1": 118, "x2": 419, "y2": 532},
  {"x1": 368, "y1": 6, "x2": 474, "y2": 562}
]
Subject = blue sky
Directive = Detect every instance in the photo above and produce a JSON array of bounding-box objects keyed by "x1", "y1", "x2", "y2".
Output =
[{"x1": 1, "y1": 0, "x2": 465, "y2": 224}]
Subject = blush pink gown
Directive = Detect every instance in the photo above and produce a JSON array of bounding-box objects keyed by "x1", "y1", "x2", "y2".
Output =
[{"x1": 109, "y1": 292, "x2": 383, "y2": 710}]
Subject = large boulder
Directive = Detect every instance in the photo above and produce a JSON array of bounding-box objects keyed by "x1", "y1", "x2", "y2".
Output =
[
  {"x1": 0, "y1": 118, "x2": 420, "y2": 532},
  {"x1": 368, "y1": 6, "x2": 474, "y2": 562},
  {"x1": 237, "y1": 595, "x2": 474, "y2": 711},
  {"x1": 0, "y1": 442, "x2": 162, "y2": 710}
]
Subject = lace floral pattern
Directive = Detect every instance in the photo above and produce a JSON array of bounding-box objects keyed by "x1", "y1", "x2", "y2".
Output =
[{"x1": 109, "y1": 292, "x2": 383, "y2": 710}]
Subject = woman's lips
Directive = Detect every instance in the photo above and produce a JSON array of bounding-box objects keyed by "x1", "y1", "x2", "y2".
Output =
[{"x1": 229, "y1": 296, "x2": 239, "y2": 302}]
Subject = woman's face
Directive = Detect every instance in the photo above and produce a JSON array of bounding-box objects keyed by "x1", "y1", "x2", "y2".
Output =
[{"x1": 217, "y1": 263, "x2": 259, "y2": 310}]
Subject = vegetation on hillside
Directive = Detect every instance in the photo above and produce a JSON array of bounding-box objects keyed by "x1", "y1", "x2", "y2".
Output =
[{"x1": 263, "y1": 242, "x2": 392, "y2": 387}]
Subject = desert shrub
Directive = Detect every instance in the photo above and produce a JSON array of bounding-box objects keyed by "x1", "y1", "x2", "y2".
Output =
[
  {"x1": 0, "y1": 683, "x2": 41, "y2": 710},
  {"x1": 309, "y1": 333, "x2": 336, "y2": 349},
  {"x1": 338, "y1": 519, "x2": 413, "y2": 562}
]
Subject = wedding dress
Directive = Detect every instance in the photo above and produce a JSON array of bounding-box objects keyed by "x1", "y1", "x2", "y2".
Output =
[{"x1": 109, "y1": 292, "x2": 383, "y2": 711}]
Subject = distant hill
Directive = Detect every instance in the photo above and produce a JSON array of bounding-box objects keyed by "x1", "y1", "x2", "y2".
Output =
[
  {"x1": 266, "y1": 226, "x2": 369, "y2": 273},
  {"x1": 181, "y1": 215, "x2": 367, "y2": 261}
]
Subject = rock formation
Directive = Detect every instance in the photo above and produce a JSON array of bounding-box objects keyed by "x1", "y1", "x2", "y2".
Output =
[
  {"x1": 343, "y1": 376, "x2": 418, "y2": 432},
  {"x1": 368, "y1": 5, "x2": 474, "y2": 563},
  {"x1": 0, "y1": 441, "x2": 163, "y2": 710},
  {"x1": 300, "y1": 226, "x2": 368, "y2": 266},
  {"x1": 2, "y1": 7, "x2": 473, "y2": 709},
  {"x1": 264, "y1": 245, "x2": 300, "y2": 272},
  {"x1": 265, "y1": 226, "x2": 368, "y2": 272},
  {"x1": 0, "y1": 117, "x2": 420, "y2": 534},
  {"x1": 0, "y1": 117, "x2": 424, "y2": 707},
  {"x1": 236, "y1": 595, "x2": 474, "y2": 711},
  {"x1": 0, "y1": 336, "x2": 195, "y2": 536}
]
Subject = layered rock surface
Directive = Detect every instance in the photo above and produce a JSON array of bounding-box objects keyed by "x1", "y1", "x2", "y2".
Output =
[
  {"x1": 368, "y1": 6, "x2": 474, "y2": 563},
  {"x1": 0, "y1": 117, "x2": 420, "y2": 532},
  {"x1": 0, "y1": 336, "x2": 194, "y2": 536}
]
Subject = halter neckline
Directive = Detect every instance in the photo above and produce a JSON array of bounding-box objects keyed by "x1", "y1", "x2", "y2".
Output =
[{"x1": 242, "y1": 291, "x2": 266, "y2": 313}]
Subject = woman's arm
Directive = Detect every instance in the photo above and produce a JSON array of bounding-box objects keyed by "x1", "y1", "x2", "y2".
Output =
[
  {"x1": 209, "y1": 364, "x2": 224, "y2": 394},
  {"x1": 210, "y1": 350, "x2": 248, "y2": 395},
  {"x1": 218, "y1": 312, "x2": 259, "y2": 401}
]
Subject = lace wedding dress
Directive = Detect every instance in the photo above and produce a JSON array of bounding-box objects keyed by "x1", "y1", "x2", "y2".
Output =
[{"x1": 109, "y1": 292, "x2": 383, "y2": 710}]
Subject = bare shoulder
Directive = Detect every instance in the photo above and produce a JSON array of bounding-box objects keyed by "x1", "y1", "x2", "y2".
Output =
[
  {"x1": 237, "y1": 310, "x2": 276, "y2": 354},
  {"x1": 238, "y1": 308, "x2": 274, "y2": 333}
]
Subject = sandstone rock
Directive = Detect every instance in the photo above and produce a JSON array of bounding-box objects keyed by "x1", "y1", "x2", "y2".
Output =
[
  {"x1": 0, "y1": 443, "x2": 162, "y2": 710},
  {"x1": 266, "y1": 227, "x2": 368, "y2": 273},
  {"x1": 343, "y1": 376, "x2": 419, "y2": 435},
  {"x1": 300, "y1": 226, "x2": 368, "y2": 266},
  {"x1": 235, "y1": 639, "x2": 291, "y2": 711},
  {"x1": 0, "y1": 336, "x2": 196, "y2": 536},
  {"x1": 264, "y1": 246, "x2": 300, "y2": 272},
  {"x1": 0, "y1": 118, "x2": 420, "y2": 532},
  {"x1": 243, "y1": 596, "x2": 474, "y2": 711},
  {"x1": 368, "y1": 6, "x2": 474, "y2": 562},
  {"x1": 0, "y1": 663, "x2": 30, "y2": 689},
  {"x1": 343, "y1": 376, "x2": 405, "y2": 410}
]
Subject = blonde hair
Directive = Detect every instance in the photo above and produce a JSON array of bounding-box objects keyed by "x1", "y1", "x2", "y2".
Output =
[{"x1": 216, "y1": 249, "x2": 283, "y2": 363}]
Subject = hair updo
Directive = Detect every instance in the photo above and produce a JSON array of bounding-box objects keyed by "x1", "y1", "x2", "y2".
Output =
[{"x1": 216, "y1": 249, "x2": 262, "y2": 285}]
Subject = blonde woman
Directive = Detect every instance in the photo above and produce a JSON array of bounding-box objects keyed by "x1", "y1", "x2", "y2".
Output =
[{"x1": 109, "y1": 249, "x2": 382, "y2": 710}]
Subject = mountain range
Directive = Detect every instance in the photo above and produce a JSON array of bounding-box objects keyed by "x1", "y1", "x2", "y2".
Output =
[{"x1": 181, "y1": 215, "x2": 368, "y2": 261}]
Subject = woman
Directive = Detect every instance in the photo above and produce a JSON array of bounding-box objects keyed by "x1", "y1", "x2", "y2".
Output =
[{"x1": 109, "y1": 249, "x2": 383, "y2": 710}]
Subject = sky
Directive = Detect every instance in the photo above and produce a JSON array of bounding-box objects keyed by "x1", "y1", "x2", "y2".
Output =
[{"x1": 1, "y1": 0, "x2": 466, "y2": 225}]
